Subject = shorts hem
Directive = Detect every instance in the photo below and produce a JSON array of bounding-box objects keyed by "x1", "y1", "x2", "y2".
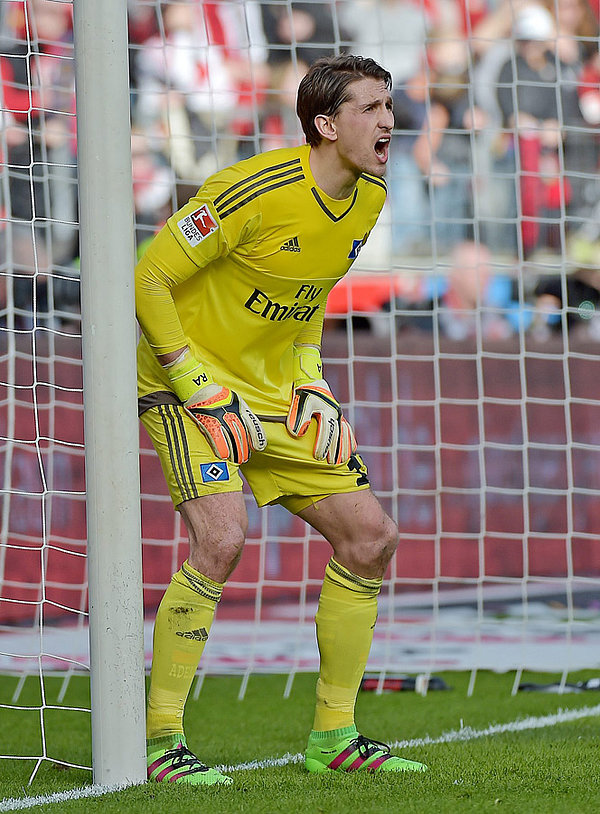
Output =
[
  {"x1": 174, "y1": 482, "x2": 243, "y2": 510},
  {"x1": 261, "y1": 481, "x2": 371, "y2": 515}
]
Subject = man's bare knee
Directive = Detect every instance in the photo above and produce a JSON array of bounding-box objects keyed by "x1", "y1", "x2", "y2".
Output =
[
  {"x1": 299, "y1": 491, "x2": 400, "y2": 579},
  {"x1": 375, "y1": 514, "x2": 399, "y2": 560},
  {"x1": 179, "y1": 493, "x2": 248, "y2": 583},
  {"x1": 188, "y1": 526, "x2": 245, "y2": 580},
  {"x1": 351, "y1": 514, "x2": 398, "y2": 576}
]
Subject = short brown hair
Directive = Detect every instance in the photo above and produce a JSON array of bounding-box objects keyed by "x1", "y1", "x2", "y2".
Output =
[{"x1": 296, "y1": 55, "x2": 392, "y2": 147}]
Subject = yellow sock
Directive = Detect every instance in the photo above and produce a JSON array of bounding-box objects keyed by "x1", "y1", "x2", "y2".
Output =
[
  {"x1": 312, "y1": 558, "x2": 382, "y2": 733},
  {"x1": 146, "y1": 560, "x2": 223, "y2": 739}
]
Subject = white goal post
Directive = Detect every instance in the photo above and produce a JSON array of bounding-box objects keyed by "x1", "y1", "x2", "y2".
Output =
[{"x1": 73, "y1": 0, "x2": 145, "y2": 786}]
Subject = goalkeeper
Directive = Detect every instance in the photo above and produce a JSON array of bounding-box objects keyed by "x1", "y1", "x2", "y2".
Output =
[{"x1": 136, "y1": 54, "x2": 427, "y2": 785}]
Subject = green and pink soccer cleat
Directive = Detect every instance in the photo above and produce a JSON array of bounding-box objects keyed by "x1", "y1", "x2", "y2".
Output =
[
  {"x1": 147, "y1": 734, "x2": 232, "y2": 786},
  {"x1": 305, "y1": 726, "x2": 428, "y2": 774}
]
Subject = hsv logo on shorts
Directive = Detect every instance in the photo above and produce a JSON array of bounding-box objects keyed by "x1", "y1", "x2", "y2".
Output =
[
  {"x1": 200, "y1": 462, "x2": 230, "y2": 483},
  {"x1": 177, "y1": 204, "x2": 219, "y2": 247}
]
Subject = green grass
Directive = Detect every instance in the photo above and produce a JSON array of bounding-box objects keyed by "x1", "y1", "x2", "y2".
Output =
[{"x1": 2, "y1": 670, "x2": 600, "y2": 813}]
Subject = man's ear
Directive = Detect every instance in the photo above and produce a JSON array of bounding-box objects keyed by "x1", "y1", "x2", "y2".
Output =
[{"x1": 313, "y1": 114, "x2": 337, "y2": 142}]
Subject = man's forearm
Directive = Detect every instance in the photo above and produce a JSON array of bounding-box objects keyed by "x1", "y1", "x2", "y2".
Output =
[{"x1": 158, "y1": 347, "x2": 190, "y2": 367}]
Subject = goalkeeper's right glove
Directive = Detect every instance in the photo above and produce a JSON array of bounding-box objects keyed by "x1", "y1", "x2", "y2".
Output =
[
  {"x1": 286, "y1": 345, "x2": 356, "y2": 465},
  {"x1": 165, "y1": 350, "x2": 267, "y2": 465}
]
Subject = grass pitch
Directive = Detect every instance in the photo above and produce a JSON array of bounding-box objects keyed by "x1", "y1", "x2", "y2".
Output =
[{"x1": 1, "y1": 670, "x2": 600, "y2": 813}]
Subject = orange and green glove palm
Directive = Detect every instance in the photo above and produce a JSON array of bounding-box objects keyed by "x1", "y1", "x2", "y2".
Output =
[
  {"x1": 166, "y1": 351, "x2": 266, "y2": 465},
  {"x1": 286, "y1": 345, "x2": 356, "y2": 465}
]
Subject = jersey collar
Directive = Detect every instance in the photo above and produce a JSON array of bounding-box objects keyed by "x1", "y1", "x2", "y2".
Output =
[{"x1": 301, "y1": 145, "x2": 359, "y2": 222}]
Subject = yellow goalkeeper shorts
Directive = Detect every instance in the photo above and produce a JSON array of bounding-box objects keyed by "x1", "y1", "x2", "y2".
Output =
[{"x1": 139, "y1": 396, "x2": 370, "y2": 514}]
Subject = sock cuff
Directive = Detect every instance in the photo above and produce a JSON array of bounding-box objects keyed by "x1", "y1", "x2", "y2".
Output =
[
  {"x1": 325, "y1": 558, "x2": 382, "y2": 596},
  {"x1": 176, "y1": 560, "x2": 224, "y2": 602},
  {"x1": 147, "y1": 732, "x2": 185, "y2": 749},
  {"x1": 309, "y1": 725, "x2": 358, "y2": 743}
]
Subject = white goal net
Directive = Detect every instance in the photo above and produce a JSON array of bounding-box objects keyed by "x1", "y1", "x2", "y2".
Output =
[{"x1": 2, "y1": 0, "x2": 600, "y2": 784}]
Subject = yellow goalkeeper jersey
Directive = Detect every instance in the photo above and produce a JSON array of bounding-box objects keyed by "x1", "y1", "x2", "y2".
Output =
[{"x1": 136, "y1": 144, "x2": 386, "y2": 415}]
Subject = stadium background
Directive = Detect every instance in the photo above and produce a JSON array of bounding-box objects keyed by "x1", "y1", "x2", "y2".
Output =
[{"x1": 2, "y1": 0, "x2": 600, "y2": 678}]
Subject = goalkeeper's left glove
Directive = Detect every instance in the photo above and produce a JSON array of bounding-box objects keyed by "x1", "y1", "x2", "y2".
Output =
[{"x1": 286, "y1": 344, "x2": 357, "y2": 465}]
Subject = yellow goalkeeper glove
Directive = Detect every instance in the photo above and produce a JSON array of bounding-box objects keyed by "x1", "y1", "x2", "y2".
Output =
[
  {"x1": 286, "y1": 345, "x2": 357, "y2": 465},
  {"x1": 165, "y1": 351, "x2": 266, "y2": 465}
]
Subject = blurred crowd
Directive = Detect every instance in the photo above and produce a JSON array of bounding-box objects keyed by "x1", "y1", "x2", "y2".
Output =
[{"x1": 2, "y1": 0, "x2": 600, "y2": 340}]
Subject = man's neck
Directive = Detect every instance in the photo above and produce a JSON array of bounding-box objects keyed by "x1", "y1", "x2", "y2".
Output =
[{"x1": 308, "y1": 145, "x2": 360, "y2": 200}]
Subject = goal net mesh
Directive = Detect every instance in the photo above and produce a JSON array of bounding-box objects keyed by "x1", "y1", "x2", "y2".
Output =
[{"x1": 2, "y1": 0, "x2": 600, "y2": 782}]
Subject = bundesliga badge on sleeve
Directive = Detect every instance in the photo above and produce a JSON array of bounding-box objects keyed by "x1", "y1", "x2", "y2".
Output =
[{"x1": 177, "y1": 204, "x2": 219, "y2": 248}]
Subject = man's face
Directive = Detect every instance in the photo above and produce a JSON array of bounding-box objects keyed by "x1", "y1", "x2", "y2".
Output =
[{"x1": 329, "y1": 77, "x2": 394, "y2": 178}]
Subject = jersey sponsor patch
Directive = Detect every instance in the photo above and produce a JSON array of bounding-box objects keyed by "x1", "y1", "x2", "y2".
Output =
[
  {"x1": 177, "y1": 204, "x2": 218, "y2": 247},
  {"x1": 200, "y1": 462, "x2": 230, "y2": 483},
  {"x1": 348, "y1": 238, "x2": 364, "y2": 260}
]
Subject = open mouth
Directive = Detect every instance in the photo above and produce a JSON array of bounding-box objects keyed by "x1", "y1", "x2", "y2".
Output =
[{"x1": 374, "y1": 136, "x2": 390, "y2": 162}]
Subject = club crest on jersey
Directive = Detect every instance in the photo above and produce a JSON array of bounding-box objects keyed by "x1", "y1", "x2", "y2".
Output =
[
  {"x1": 177, "y1": 204, "x2": 218, "y2": 247},
  {"x1": 200, "y1": 462, "x2": 229, "y2": 483}
]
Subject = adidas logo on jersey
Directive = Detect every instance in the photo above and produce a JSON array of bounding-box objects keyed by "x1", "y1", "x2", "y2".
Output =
[{"x1": 280, "y1": 236, "x2": 301, "y2": 252}]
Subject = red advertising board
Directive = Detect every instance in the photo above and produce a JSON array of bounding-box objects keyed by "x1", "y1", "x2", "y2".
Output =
[{"x1": 2, "y1": 332, "x2": 600, "y2": 624}]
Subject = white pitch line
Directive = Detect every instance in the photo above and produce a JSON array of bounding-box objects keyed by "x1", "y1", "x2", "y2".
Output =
[
  {"x1": 0, "y1": 782, "x2": 136, "y2": 812},
  {"x1": 216, "y1": 701, "x2": 600, "y2": 772},
  {"x1": 2, "y1": 702, "x2": 600, "y2": 811}
]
